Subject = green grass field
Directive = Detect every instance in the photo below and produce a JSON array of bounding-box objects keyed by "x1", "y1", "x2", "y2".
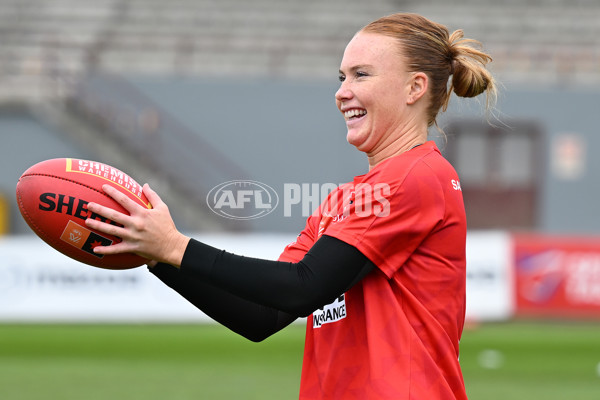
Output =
[{"x1": 0, "y1": 321, "x2": 599, "y2": 399}]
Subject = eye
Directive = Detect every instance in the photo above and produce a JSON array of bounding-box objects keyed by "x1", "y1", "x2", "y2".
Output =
[
  {"x1": 356, "y1": 71, "x2": 369, "y2": 78},
  {"x1": 338, "y1": 73, "x2": 346, "y2": 82}
]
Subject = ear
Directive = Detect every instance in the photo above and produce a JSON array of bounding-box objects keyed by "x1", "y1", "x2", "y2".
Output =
[{"x1": 406, "y1": 72, "x2": 428, "y2": 105}]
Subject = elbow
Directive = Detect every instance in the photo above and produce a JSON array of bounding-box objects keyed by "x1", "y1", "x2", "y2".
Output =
[
  {"x1": 243, "y1": 331, "x2": 271, "y2": 343},
  {"x1": 237, "y1": 324, "x2": 283, "y2": 343}
]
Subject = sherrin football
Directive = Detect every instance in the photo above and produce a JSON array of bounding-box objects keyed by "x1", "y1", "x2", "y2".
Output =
[{"x1": 16, "y1": 158, "x2": 151, "y2": 269}]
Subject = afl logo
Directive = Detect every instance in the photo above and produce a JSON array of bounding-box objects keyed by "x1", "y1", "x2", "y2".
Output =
[{"x1": 207, "y1": 180, "x2": 279, "y2": 220}]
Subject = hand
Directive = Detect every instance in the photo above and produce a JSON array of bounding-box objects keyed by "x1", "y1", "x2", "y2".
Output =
[{"x1": 85, "y1": 183, "x2": 190, "y2": 268}]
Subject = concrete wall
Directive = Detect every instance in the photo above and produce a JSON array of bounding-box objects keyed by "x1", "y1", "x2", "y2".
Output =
[
  {"x1": 1, "y1": 78, "x2": 599, "y2": 234},
  {"x1": 123, "y1": 76, "x2": 600, "y2": 234}
]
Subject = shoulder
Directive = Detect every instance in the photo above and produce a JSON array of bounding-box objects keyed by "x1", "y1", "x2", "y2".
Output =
[{"x1": 363, "y1": 141, "x2": 453, "y2": 188}]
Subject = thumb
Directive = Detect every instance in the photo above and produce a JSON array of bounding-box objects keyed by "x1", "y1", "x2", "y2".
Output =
[{"x1": 142, "y1": 183, "x2": 164, "y2": 209}]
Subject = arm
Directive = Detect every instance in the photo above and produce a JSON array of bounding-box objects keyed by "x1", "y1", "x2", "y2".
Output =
[
  {"x1": 85, "y1": 184, "x2": 374, "y2": 335},
  {"x1": 149, "y1": 263, "x2": 297, "y2": 342},
  {"x1": 179, "y1": 234, "x2": 374, "y2": 317}
]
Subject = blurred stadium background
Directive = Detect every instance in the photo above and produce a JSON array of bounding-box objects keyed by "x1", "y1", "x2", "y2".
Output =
[{"x1": 1, "y1": 0, "x2": 600, "y2": 399}]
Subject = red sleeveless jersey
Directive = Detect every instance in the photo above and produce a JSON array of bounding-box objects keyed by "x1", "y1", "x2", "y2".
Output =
[{"x1": 279, "y1": 141, "x2": 468, "y2": 399}]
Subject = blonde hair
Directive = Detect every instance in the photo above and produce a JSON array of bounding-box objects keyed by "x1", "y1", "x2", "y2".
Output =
[{"x1": 361, "y1": 13, "x2": 496, "y2": 127}]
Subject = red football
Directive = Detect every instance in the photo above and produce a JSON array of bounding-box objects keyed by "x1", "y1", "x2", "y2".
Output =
[{"x1": 16, "y1": 158, "x2": 151, "y2": 269}]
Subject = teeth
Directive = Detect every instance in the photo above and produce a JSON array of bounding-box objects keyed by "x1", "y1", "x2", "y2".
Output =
[{"x1": 344, "y1": 109, "x2": 367, "y2": 119}]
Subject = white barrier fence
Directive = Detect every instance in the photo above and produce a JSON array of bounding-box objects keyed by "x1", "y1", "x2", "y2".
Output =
[{"x1": 0, "y1": 232, "x2": 512, "y2": 322}]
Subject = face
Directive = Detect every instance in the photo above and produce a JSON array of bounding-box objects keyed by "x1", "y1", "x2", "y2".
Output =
[{"x1": 336, "y1": 32, "x2": 421, "y2": 154}]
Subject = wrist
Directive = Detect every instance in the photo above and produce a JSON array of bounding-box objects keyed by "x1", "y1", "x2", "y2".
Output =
[{"x1": 166, "y1": 233, "x2": 191, "y2": 268}]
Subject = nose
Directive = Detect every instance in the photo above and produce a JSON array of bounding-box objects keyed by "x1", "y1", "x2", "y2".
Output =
[{"x1": 335, "y1": 82, "x2": 353, "y2": 105}]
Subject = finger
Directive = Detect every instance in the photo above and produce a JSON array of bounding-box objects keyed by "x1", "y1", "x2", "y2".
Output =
[
  {"x1": 85, "y1": 217, "x2": 127, "y2": 238},
  {"x1": 92, "y1": 241, "x2": 134, "y2": 256},
  {"x1": 86, "y1": 201, "x2": 130, "y2": 226},
  {"x1": 142, "y1": 183, "x2": 163, "y2": 209},
  {"x1": 102, "y1": 184, "x2": 144, "y2": 214}
]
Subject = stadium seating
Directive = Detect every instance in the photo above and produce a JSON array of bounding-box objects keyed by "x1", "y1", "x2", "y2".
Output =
[
  {"x1": 1, "y1": 0, "x2": 599, "y2": 102},
  {"x1": 2, "y1": 0, "x2": 599, "y2": 233}
]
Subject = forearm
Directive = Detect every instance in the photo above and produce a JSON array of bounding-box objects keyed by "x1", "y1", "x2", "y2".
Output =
[
  {"x1": 150, "y1": 263, "x2": 296, "y2": 342},
  {"x1": 179, "y1": 235, "x2": 374, "y2": 317}
]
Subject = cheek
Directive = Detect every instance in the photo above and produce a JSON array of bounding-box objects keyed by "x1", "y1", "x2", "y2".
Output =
[
  {"x1": 372, "y1": 99, "x2": 401, "y2": 128},
  {"x1": 378, "y1": 91, "x2": 407, "y2": 121}
]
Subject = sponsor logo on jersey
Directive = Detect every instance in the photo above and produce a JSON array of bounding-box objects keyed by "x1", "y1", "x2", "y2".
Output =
[
  {"x1": 452, "y1": 179, "x2": 462, "y2": 191},
  {"x1": 313, "y1": 294, "x2": 347, "y2": 328}
]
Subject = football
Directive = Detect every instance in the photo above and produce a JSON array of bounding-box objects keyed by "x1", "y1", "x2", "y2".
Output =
[{"x1": 16, "y1": 158, "x2": 151, "y2": 269}]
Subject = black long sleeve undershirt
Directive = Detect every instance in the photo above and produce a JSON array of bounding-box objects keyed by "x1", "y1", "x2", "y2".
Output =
[
  {"x1": 150, "y1": 235, "x2": 374, "y2": 341},
  {"x1": 150, "y1": 263, "x2": 295, "y2": 342}
]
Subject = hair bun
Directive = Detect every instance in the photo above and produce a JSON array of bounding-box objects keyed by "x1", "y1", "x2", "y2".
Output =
[
  {"x1": 448, "y1": 32, "x2": 494, "y2": 99},
  {"x1": 450, "y1": 59, "x2": 459, "y2": 75}
]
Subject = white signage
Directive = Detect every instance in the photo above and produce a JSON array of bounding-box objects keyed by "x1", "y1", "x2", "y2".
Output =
[
  {"x1": 0, "y1": 234, "x2": 293, "y2": 322},
  {"x1": 0, "y1": 232, "x2": 513, "y2": 322},
  {"x1": 465, "y1": 231, "x2": 514, "y2": 321}
]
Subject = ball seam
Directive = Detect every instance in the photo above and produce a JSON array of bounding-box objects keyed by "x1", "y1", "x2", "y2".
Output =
[{"x1": 21, "y1": 172, "x2": 116, "y2": 197}]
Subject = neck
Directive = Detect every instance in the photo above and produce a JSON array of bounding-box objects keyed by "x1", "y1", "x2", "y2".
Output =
[{"x1": 366, "y1": 130, "x2": 427, "y2": 171}]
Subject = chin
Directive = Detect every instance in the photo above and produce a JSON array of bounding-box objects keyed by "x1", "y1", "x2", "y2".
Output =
[
  {"x1": 346, "y1": 133, "x2": 369, "y2": 152},
  {"x1": 346, "y1": 131, "x2": 362, "y2": 146}
]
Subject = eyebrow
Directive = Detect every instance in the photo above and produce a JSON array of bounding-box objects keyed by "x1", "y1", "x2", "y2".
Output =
[{"x1": 339, "y1": 64, "x2": 373, "y2": 75}]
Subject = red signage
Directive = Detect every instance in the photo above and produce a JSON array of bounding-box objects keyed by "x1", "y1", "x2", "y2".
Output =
[{"x1": 514, "y1": 234, "x2": 600, "y2": 318}]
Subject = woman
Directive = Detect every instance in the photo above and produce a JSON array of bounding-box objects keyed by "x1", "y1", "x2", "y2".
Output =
[{"x1": 85, "y1": 13, "x2": 495, "y2": 400}]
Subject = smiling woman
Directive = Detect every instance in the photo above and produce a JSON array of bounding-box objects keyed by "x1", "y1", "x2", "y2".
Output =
[
  {"x1": 336, "y1": 13, "x2": 495, "y2": 169},
  {"x1": 84, "y1": 12, "x2": 495, "y2": 400}
]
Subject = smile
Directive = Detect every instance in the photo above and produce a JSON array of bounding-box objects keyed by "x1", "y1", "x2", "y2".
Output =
[{"x1": 344, "y1": 109, "x2": 367, "y2": 120}]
